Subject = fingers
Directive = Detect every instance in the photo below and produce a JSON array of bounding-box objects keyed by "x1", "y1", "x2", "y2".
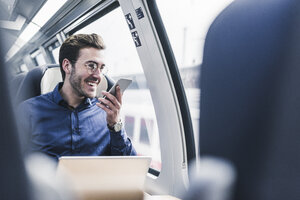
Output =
[
  {"x1": 96, "y1": 87, "x2": 122, "y2": 126},
  {"x1": 115, "y1": 86, "x2": 122, "y2": 105},
  {"x1": 97, "y1": 98, "x2": 120, "y2": 112},
  {"x1": 100, "y1": 86, "x2": 122, "y2": 108},
  {"x1": 96, "y1": 101, "x2": 117, "y2": 115},
  {"x1": 100, "y1": 92, "x2": 121, "y2": 110},
  {"x1": 96, "y1": 102, "x2": 111, "y2": 113}
]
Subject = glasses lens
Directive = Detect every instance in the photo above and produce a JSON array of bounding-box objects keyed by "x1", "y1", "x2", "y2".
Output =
[
  {"x1": 85, "y1": 62, "x2": 107, "y2": 74},
  {"x1": 86, "y1": 62, "x2": 97, "y2": 74},
  {"x1": 102, "y1": 66, "x2": 108, "y2": 74}
]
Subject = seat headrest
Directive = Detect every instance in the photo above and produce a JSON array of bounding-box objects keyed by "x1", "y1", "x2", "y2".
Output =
[{"x1": 40, "y1": 65, "x2": 62, "y2": 94}]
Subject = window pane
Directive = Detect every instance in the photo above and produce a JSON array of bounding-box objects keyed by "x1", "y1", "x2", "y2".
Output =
[
  {"x1": 51, "y1": 47, "x2": 60, "y2": 64},
  {"x1": 140, "y1": 118, "x2": 151, "y2": 145},
  {"x1": 156, "y1": 0, "x2": 234, "y2": 151},
  {"x1": 30, "y1": 50, "x2": 46, "y2": 66},
  {"x1": 124, "y1": 116, "x2": 134, "y2": 139},
  {"x1": 48, "y1": 41, "x2": 60, "y2": 64},
  {"x1": 20, "y1": 63, "x2": 28, "y2": 72},
  {"x1": 35, "y1": 52, "x2": 46, "y2": 66},
  {"x1": 74, "y1": 8, "x2": 162, "y2": 171}
]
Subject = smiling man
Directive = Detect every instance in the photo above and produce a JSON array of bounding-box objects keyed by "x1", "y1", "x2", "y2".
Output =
[{"x1": 18, "y1": 33, "x2": 136, "y2": 159}]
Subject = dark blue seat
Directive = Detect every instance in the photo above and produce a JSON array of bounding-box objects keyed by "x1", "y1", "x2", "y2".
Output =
[
  {"x1": 0, "y1": 35, "x2": 31, "y2": 200},
  {"x1": 10, "y1": 72, "x2": 27, "y2": 99},
  {"x1": 200, "y1": 0, "x2": 300, "y2": 200},
  {"x1": 15, "y1": 64, "x2": 57, "y2": 104}
]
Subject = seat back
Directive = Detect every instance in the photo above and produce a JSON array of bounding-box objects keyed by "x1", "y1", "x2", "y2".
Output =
[
  {"x1": 10, "y1": 72, "x2": 27, "y2": 98},
  {"x1": 16, "y1": 64, "x2": 115, "y2": 104},
  {"x1": 200, "y1": 0, "x2": 300, "y2": 200},
  {"x1": 0, "y1": 30, "x2": 31, "y2": 200}
]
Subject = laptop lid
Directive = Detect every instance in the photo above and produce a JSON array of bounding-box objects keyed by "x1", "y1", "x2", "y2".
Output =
[{"x1": 56, "y1": 156, "x2": 152, "y2": 193}]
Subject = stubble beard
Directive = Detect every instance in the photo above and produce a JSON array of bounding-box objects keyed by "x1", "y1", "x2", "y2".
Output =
[{"x1": 69, "y1": 67, "x2": 95, "y2": 98}]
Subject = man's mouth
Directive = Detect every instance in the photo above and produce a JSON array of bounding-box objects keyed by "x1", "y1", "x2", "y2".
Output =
[
  {"x1": 87, "y1": 81, "x2": 98, "y2": 86},
  {"x1": 86, "y1": 77, "x2": 100, "y2": 87}
]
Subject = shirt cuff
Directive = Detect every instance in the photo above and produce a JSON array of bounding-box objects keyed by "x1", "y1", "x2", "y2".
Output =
[{"x1": 109, "y1": 128, "x2": 128, "y2": 147}]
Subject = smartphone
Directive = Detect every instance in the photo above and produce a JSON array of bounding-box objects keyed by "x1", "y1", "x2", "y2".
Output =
[{"x1": 103, "y1": 78, "x2": 132, "y2": 99}]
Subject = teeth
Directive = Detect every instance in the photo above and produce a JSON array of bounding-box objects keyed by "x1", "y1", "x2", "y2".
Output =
[
  {"x1": 87, "y1": 79, "x2": 99, "y2": 87},
  {"x1": 88, "y1": 82, "x2": 96, "y2": 86}
]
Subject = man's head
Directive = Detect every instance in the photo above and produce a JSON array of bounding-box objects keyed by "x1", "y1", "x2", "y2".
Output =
[
  {"x1": 59, "y1": 33, "x2": 106, "y2": 98},
  {"x1": 59, "y1": 33, "x2": 105, "y2": 80}
]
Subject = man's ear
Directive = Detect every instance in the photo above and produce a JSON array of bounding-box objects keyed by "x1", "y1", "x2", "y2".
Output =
[{"x1": 62, "y1": 58, "x2": 72, "y2": 74}]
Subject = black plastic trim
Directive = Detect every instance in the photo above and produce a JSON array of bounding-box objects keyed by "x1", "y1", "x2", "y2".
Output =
[
  {"x1": 148, "y1": 168, "x2": 160, "y2": 177},
  {"x1": 146, "y1": 0, "x2": 196, "y2": 169}
]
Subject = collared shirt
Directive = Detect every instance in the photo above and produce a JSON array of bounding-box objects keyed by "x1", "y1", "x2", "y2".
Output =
[{"x1": 17, "y1": 82, "x2": 136, "y2": 159}]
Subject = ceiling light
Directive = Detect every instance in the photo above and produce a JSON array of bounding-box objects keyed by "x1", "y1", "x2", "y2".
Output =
[
  {"x1": 5, "y1": 0, "x2": 67, "y2": 61},
  {"x1": 32, "y1": 0, "x2": 67, "y2": 27},
  {"x1": 18, "y1": 22, "x2": 40, "y2": 43}
]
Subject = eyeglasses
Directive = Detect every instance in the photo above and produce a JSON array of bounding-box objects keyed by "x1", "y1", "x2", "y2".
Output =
[
  {"x1": 84, "y1": 61, "x2": 107, "y2": 74},
  {"x1": 71, "y1": 59, "x2": 108, "y2": 74}
]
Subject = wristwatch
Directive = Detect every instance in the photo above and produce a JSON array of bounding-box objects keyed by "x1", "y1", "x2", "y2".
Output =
[{"x1": 108, "y1": 119, "x2": 123, "y2": 132}]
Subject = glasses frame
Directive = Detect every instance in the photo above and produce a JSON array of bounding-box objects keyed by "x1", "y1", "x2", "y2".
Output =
[{"x1": 71, "y1": 59, "x2": 108, "y2": 75}]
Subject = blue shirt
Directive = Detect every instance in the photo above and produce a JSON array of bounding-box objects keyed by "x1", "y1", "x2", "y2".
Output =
[{"x1": 17, "y1": 83, "x2": 136, "y2": 159}]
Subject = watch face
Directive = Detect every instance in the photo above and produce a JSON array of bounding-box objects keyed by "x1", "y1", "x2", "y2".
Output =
[{"x1": 114, "y1": 121, "x2": 123, "y2": 132}]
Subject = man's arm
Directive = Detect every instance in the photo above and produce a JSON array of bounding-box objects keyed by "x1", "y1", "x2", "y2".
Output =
[
  {"x1": 109, "y1": 129, "x2": 137, "y2": 155},
  {"x1": 97, "y1": 85, "x2": 136, "y2": 156}
]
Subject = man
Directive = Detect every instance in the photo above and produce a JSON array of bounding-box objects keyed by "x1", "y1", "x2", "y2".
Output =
[{"x1": 18, "y1": 33, "x2": 136, "y2": 159}]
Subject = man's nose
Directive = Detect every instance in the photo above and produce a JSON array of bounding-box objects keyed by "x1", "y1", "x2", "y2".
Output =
[{"x1": 93, "y1": 67, "x2": 102, "y2": 75}]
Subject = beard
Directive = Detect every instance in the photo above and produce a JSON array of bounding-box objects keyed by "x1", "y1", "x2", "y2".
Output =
[{"x1": 69, "y1": 67, "x2": 97, "y2": 98}]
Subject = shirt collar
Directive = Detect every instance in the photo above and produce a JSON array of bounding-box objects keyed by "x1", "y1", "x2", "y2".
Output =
[
  {"x1": 52, "y1": 82, "x2": 98, "y2": 109},
  {"x1": 52, "y1": 82, "x2": 64, "y2": 105}
]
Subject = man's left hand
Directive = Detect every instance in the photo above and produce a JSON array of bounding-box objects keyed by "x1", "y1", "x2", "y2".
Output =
[{"x1": 96, "y1": 85, "x2": 122, "y2": 126}]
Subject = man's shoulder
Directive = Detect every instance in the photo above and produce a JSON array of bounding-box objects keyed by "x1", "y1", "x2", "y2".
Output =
[{"x1": 18, "y1": 92, "x2": 54, "y2": 110}]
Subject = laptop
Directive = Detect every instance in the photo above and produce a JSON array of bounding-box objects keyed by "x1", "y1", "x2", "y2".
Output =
[{"x1": 56, "y1": 156, "x2": 152, "y2": 200}]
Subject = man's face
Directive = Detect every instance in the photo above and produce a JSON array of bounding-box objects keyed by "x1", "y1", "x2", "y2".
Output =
[{"x1": 69, "y1": 47, "x2": 105, "y2": 98}]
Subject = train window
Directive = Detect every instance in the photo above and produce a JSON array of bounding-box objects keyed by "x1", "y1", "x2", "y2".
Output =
[
  {"x1": 124, "y1": 116, "x2": 135, "y2": 138},
  {"x1": 156, "y1": 0, "x2": 234, "y2": 151},
  {"x1": 20, "y1": 63, "x2": 28, "y2": 73},
  {"x1": 30, "y1": 50, "x2": 46, "y2": 66},
  {"x1": 47, "y1": 41, "x2": 61, "y2": 64},
  {"x1": 73, "y1": 7, "x2": 162, "y2": 171},
  {"x1": 140, "y1": 118, "x2": 151, "y2": 145}
]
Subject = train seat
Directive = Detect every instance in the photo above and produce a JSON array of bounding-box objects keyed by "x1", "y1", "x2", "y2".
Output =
[
  {"x1": 199, "y1": 0, "x2": 300, "y2": 200},
  {"x1": 16, "y1": 64, "x2": 114, "y2": 104},
  {"x1": 10, "y1": 72, "x2": 27, "y2": 98}
]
